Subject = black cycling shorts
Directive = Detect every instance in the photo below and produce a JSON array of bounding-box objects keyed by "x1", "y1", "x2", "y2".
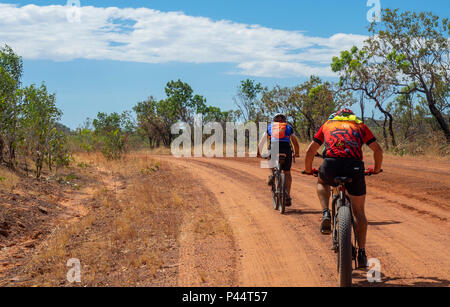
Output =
[
  {"x1": 269, "y1": 141, "x2": 292, "y2": 171},
  {"x1": 319, "y1": 158, "x2": 366, "y2": 196}
]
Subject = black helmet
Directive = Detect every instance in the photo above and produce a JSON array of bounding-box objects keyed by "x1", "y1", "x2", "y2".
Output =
[{"x1": 273, "y1": 113, "x2": 286, "y2": 122}]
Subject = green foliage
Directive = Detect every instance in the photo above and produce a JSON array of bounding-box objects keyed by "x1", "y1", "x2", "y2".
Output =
[
  {"x1": 332, "y1": 8, "x2": 449, "y2": 148},
  {"x1": 21, "y1": 83, "x2": 63, "y2": 177},
  {"x1": 49, "y1": 128, "x2": 72, "y2": 171},
  {"x1": 133, "y1": 97, "x2": 168, "y2": 147},
  {"x1": 132, "y1": 80, "x2": 234, "y2": 149},
  {"x1": 331, "y1": 42, "x2": 399, "y2": 148},
  {"x1": 0, "y1": 44, "x2": 24, "y2": 166},
  {"x1": 368, "y1": 9, "x2": 450, "y2": 141},
  {"x1": 65, "y1": 173, "x2": 79, "y2": 181},
  {"x1": 260, "y1": 76, "x2": 353, "y2": 141},
  {"x1": 101, "y1": 127, "x2": 125, "y2": 160},
  {"x1": 140, "y1": 162, "x2": 160, "y2": 175},
  {"x1": 77, "y1": 162, "x2": 90, "y2": 169},
  {"x1": 79, "y1": 111, "x2": 135, "y2": 160},
  {"x1": 79, "y1": 128, "x2": 96, "y2": 152},
  {"x1": 234, "y1": 79, "x2": 265, "y2": 122},
  {"x1": 0, "y1": 45, "x2": 71, "y2": 177},
  {"x1": 93, "y1": 112, "x2": 122, "y2": 134}
]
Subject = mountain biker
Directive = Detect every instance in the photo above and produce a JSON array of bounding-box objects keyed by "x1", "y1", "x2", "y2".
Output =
[
  {"x1": 303, "y1": 108, "x2": 383, "y2": 268},
  {"x1": 258, "y1": 113, "x2": 300, "y2": 207}
]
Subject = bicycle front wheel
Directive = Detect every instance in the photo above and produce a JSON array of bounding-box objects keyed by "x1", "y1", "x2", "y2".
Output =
[{"x1": 337, "y1": 204, "x2": 353, "y2": 287}]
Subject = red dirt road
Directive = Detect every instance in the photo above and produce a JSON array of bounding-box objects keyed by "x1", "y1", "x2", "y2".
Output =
[{"x1": 158, "y1": 154, "x2": 450, "y2": 287}]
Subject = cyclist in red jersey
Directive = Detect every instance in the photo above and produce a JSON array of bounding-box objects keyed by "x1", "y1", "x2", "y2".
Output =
[{"x1": 303, "y1": 108, "x2": 383, "y2": 268}]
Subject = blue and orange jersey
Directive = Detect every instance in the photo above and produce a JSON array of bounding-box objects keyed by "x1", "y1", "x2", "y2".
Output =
[
  {"x1": 314, "y1": 120, "x2": 376, "y2": 160},
  {"x1": 268, "y1": 122, "x2": 293, "y2": 143}
]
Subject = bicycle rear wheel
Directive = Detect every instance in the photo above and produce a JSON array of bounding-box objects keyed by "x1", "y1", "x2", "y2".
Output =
[
  {"x1": 279, "y1": 172, "x2": 286, "y2": 214},
  {"x1": 272, "y1": 172, "x2": 279, "y2": 210},
  {"x1": 337, "y1": 204, "x2": 353, "y2": 287}
]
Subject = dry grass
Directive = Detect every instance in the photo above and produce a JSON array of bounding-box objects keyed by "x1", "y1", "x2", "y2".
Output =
[
  {"x1": 13, "y1": 152, "x2": 176, "y2": 286},
  {"x1": 0, "y1": 166, "x2": 19, "y2": 193},
  {"x1": 296, "y1": 140, "x2": 450, "y2": 162},
  {"x1": 194, "y1": 213, "x2": 232, "y2": 238},
  {"x1": 16, "y1": 151, "x2": 236, "y2": 286},
  {"x1": 131, "y1": 147, "x2": 172, "y2": 156}
]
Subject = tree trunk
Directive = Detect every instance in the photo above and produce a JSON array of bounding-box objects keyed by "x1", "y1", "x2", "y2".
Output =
[
  {"x1": 48, "y1": 152, "x2": 52, "y2": 173},
  {"x1": 24, "y1": 156, "x2": 28, "y2": 176},
  {"x1": 382, "y1": 115, "x2": 389, "y2": 150},
  {"x1": 8, "y1": 141, "x2": 15, "y2": 169},
  {"x1": 360, "y1": 92, "x2": 365, "y2": 123},
  {"x1": 426, "y1": 92, "x2": 450, "y2": 142},
  {"x1": 387, "y1": 113, "x2": 396, "y2": 147},
  {"x1": 0, "y1": 136, "x2": 4, "y2": 163},
  {"x1": 376, "y1": 103, "x2": 396, "y2": 147},
  {"x1": 148, "y1": 136, "x2": 154, "y2": 149}
]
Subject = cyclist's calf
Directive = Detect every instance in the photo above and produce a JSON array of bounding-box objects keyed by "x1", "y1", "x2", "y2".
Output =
[
  {"x1": 284, "y1": 170, "x2": 292, "y2": 195},
  {"x1": 317, "y1": 179, "x2": 331, "y2": 211},
  {"x1": 349, "y1": 194, "x2": 368, "y2": 249}
]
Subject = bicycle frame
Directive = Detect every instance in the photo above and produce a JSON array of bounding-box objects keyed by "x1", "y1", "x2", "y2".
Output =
[
  {"x1": 302, "y1": 153, "x2": 383, "y2": 286},
  {"x1": 271, "y1": 154, "x2": 287, "y2": 213},
  {"x1": 270, "y1": 150, "x2": 295, "y2": 214}
]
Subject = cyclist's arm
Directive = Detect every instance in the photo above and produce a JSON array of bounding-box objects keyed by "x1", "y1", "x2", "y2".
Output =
[
  {"x1": 305, "y1": 141, "x2": 321, "y2": 173},
  {"x1": 290, "y1": 135, "x2": 300, "y2": 158},
  {"x1": 368, "y1": 141, "x2": 383, "y2": 173}
]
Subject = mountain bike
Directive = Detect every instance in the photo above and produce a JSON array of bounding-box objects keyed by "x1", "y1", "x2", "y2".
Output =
[
  {"x1": 265, "y1": 143, "x2": 296, "y2": 215},
  {"x1": 271, "y1": 153, "x2": 288, "y2": 214},
  {"x1": 303, "y1": 156, "x2": 382, "y2": 287}
]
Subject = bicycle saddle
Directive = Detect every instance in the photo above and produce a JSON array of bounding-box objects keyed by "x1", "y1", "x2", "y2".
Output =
[{"x1": 334, "y1": 177, "x2": 352, "y2": 184}]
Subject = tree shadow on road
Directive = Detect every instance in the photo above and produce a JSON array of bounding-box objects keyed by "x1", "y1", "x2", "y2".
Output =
[
  {"x1": 352, "y1": 271, "x2": 450, "y2": 287},
  {"x1": 284, "y1": 209, "x2": 322, "y2": 216},
  {"x1": 368, "y1": 220, "x2": 401, "y2": 226}
]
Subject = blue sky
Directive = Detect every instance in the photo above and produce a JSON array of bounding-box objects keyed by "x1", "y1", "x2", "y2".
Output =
[{"x1": 0, "y1": 0, "x2": 448, "y2": 128}]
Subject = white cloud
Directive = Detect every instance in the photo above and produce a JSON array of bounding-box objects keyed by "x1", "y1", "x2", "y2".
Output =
[{"x1": 0, "y1": 3, "x2": 368, "y2": 78}]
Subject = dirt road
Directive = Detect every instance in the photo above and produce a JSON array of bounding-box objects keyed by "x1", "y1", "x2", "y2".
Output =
[{"x1": 158, "y1": 154, "x2": 450, "y2": 287}]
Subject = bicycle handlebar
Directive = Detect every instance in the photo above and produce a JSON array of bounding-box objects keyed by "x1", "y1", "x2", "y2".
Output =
[
  {"x1": 312, "y1": 152, "x2": 383, "y2": 176},
  {"x1": 302, "y1": 168, "x2": 383, "y2": 177}
]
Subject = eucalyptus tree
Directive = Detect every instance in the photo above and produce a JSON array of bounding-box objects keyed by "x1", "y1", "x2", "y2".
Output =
[
  {"x1": 0, "y1": 44, "x2": 23, "y2": 165},
  {"x1": 331, "y1": 45, "x2": 398, "y2": 148},
  {"x1": 368, "y1": 9, "x2": 450, "y2": 141},
  {"x1": 234, "y1": 79, "x2": 265, "y2": 122},
  {"x1": 22, "y1": 83, "x2": 61, "y2": 178}
]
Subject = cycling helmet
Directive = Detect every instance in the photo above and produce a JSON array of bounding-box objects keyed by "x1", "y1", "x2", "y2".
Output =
[
  {"x1": 335, "y1": 108, "x2": 355, "y2": 117},
  {"x1": 330, "y1": 108, "x2": 362, "y2": 123},
  {"x1": 273, "y1": 113, "x2": 287, "y2": 122}
]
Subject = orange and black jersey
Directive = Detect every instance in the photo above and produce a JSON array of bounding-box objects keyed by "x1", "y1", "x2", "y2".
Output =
[{"x1": 313, "y1": 120, "x2": 376, "y2": 160}]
